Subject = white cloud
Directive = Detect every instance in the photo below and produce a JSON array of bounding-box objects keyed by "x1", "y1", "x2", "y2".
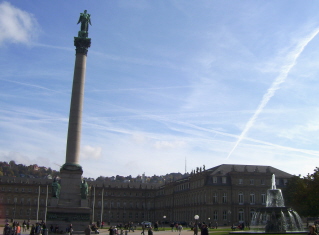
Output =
[
  {"x1": 81, "y1": 145, "x2": 102, "y2": 160},
  {"x1": 0, "y1": 1, "x2": 39, "y2": 45}
]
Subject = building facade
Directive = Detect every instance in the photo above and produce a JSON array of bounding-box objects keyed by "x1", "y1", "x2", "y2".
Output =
[{"x1": 0, "y1": 164, "x2": 292, "y2": 226}]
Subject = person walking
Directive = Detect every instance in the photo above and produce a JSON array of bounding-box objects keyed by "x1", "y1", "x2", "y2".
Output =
[
  {"x1": 178, "y1": 224, "x2": 183, "y2": 235},
  {"x1": 193, "y1": 225, "x2": 198, "y2": 235},
  {"x1": 16, "y1": 223, "x2": 21, "y2": 235},
  {"x1": 141, "y1": 224, "x2": 145, "y2": 235},
  {"x1": 3, "y1": 223, "x2": 12, "y2": 235},
  {"x1": 201, "y1": 225, "x2": 208, "y2": 235}
]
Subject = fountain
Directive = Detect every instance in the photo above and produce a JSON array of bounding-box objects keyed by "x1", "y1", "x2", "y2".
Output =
[{"x1": 250, "y1": 174, "x2": 305, "y2": 233}]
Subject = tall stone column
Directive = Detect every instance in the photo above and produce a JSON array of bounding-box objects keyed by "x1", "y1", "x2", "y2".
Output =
[
  {"x1": 47, "y1": 11, "x2": 92, "y2": 231},
  {"x1": 62, "y1": 16, "x2": 91, "y2": 172}
]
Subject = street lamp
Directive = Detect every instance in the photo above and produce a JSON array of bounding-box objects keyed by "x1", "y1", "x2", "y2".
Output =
[
  {"x1": 194, "y1": 215, "x2": 199, "y2": 235},
  {"x1": 208, "y1": 218, "x2": 210, "y2": 228},
  {"x1": 163, "y1": 215, "x2": 166, "y2": 228},
  {"x1": 194, "y1": 215, "x2": 199, "y2": 225},
  {"x1": 228, "y1": 210, "x2": 232, "y2": 226}
]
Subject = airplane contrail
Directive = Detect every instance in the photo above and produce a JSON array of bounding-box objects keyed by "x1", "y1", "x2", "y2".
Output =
[{"x1": 227, "y1": 27, "x2": 319, "y2": 159}]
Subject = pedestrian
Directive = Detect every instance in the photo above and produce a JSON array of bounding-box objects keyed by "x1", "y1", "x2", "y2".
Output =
[
  {"x1": 30, "y1": 224, "x2": 35, "y2": 235},
  {"x1": 108, "y1": 226, "x2": 114, "y2": 235},
  {"x1": 193, "y1": 225, "x2": 198, "y2": 235},
  {"x1": 201, "y1": 224, "x2": 208, "y2": 235},
  {"x1": 141, "y1": 224, "x2": 145, "y2": 235},
  {"x1": 23, "y1": 221, "x2": 27, "y2": 232},
  {"x1": 178, "y1": 224, "x2": 183, "y2": 235},
  {"x1": 3, "y1": 223, "x2": 12, "y2": 235},
  {"x1": 35, "y1": 223, "x2": 41, "y2": 235},
  {"x1": 148, "y1": 227, "x2": 153, "y2": 235},
  {"x1": 308, "y1": 225, "x2": 318, "y2": 235},
  {"x1": 68, "y1": 224, "x2": 73, "y2": 235},
  {"x1": 16, "y1": 223, "x2": 21, "y2": 235}
]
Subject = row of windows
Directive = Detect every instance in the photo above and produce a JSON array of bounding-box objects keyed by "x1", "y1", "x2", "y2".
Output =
[
  {"x1": 238, "y1": 179, "x2": 265, "y2": 185},
  {"x1": 1, "y1": 187, "x2": 50, "y2": 193},
  {"x1": 95, "y1": 201, "x2": 153, "y2": 210},
  {"x1": 0, "y1": 197, "x2": 48, "y2": 206},
  {"x1": 238, "y1": 192, "x2": 266, "y2": 205},
  {"x1": 96, "y1": 191, "x2": 152, "y2": 197}
]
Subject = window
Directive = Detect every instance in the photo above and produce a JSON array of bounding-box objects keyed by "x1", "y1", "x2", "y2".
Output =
[
  {"x1": 238, "y1": 209, "x2": 244, "y2": 222},
  {"x1": 261, "y1": 194, "x2": 266, "y2": 205},
  {"x1": 213, "y1": 193, "x2": 218, "y2": 203},
  {"x1": 213, "y1": 211, "x2": 218, "y2": 220},
  {"x1": 222, "y1": 177, "x2": 227, "y2": 184},
  {"x1": 223, "y1": 210, "x2": 227, "y2": 220},
  {"x1": 261, "y1": 179, "x2": 265, "y2": 185},
  {"x1": 250, "y1": 179, "x2": 254, "y2": 185},
  {"x1": 213, "y1": 177, "x2": 217, "y2": 183},
  {"x1": 222, "y1": 193, "x2": 227, "y2": 203},
  {"x1": 239, "y1": 179, "x2": 243, "y2": 184},
  {"x1": 238, "y1": 192, "x2": 244, "y2": 204},
  {"x1": 250, "y1": 192, "x2": 255, "y2": 204}
]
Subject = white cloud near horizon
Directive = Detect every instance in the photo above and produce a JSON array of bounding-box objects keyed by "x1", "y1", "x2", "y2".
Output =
[
  {"x1": 0, "y1": 2, "x2": 39, "y2": 46},
  {"x1": 81, "y1": 145, "x2": 102, "y2": 160}
]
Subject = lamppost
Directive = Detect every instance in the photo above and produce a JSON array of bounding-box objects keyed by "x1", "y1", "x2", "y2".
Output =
[
  {"x1": 228, "y1": 210, "x2": 232, "y2": 226},
  {"x1": 163, "y1": 215, "x2": 166, "y2": 228},
  {"x1": 208, "y1": 218, "x2": 210, "y2": 228},
  {"x1": 194, "y1": 215, "x2": 199, "y2": 225},
  {"x1": 194, "y1": 215, "x2": 199, "y2": 235}
]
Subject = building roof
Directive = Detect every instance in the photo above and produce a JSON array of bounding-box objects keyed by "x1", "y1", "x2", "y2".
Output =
[{"x1": 207, "y1": 164, "x2": 293, "y2": 178}]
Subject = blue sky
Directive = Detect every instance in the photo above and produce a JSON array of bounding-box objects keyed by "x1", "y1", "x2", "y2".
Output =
[{"x1": 1, "y1": 1, "x2": 319, "y2": 179}]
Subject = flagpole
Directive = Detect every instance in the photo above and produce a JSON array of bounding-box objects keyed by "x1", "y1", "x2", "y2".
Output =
[
  {"x1": 92, "y1": 186, "x2": 95, "y2": 223},
  {"x1": 37, "y1": 186, "x2": 40, "y2": 222},
  {"x1": 45, "y1": 185, "x2": 48, "y2": 224},
  {"x1": 101, "y1": 187, "x2": 104, "y2": 224}
]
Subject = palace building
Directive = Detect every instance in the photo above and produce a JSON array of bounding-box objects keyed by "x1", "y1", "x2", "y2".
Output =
[{"x1": 0, "y1": 164, "x2": 292, "y2": 226}]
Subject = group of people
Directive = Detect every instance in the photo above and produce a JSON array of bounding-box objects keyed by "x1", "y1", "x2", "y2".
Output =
[
  {"x1": 3, "y1": 221, "x2": 46, "y2": 235},
  {"x1": 191, "y1": 223, "x2": 208, "y2": 235},
  {"x1": 169, "y1": 223, "x2": 183, "y2": 234}
]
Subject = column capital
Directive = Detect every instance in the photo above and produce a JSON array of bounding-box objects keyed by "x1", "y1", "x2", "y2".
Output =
[{"x1": 74, "y1": 37, "x2": 91, "y2": 55}]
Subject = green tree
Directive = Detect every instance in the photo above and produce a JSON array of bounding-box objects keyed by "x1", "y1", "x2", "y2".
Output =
[{"x1": 284, "y1": 168, "x2": 319, "y2": 217}]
